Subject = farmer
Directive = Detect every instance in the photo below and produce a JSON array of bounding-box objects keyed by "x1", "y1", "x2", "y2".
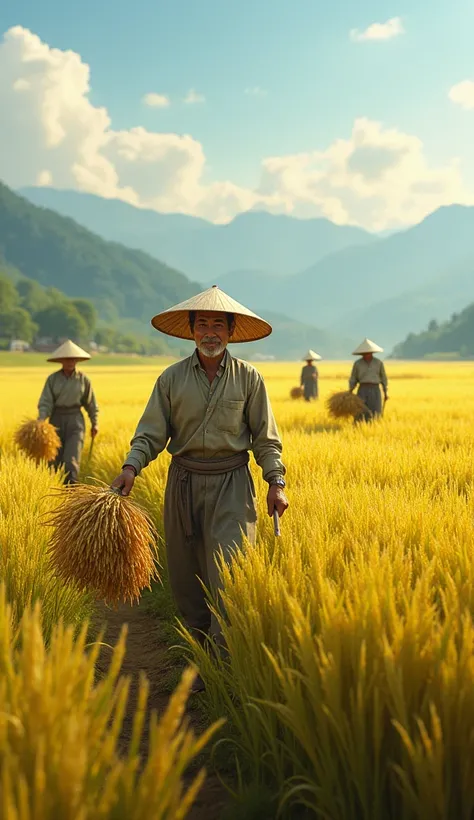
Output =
[
  {"x1": 349, "y1": 338, "x2": 388, "y2": 422},
  {"x1": 301, "y1": 349, "x2": 321, "y2": 401},
  {"x1": 37, "y1": 340, "x2": 99, "y2": 484},
  {"x1": 111, "y1": 286, "x2": 289, "y2": 686}
]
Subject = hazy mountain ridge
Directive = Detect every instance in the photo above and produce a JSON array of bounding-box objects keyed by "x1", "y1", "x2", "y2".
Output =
[
  {"x1": 15, "y1": 186, "x2": 474, "y2": 355},
  {"x1": 20, "y1": 187, "x2": 377, "y2": 281}
]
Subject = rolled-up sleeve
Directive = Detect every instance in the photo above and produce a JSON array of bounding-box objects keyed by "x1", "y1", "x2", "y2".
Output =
[
  {"x1": 38, "y1": 376, "x2": 54, "y2": 420},
  {"x1": 246, "y1": 371, "x2": 285, "y2": 482},
  {"x1": 123, "y1": 375, "x2": 171, "y2": 475}
]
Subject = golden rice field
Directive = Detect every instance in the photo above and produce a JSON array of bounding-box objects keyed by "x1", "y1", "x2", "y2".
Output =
[{"x1": 2, "y1": 359, "x2": 474, "y2": 818}]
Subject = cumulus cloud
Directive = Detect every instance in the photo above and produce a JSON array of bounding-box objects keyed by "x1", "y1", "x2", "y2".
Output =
[
  {"x1": 184, "y1": 88, "x2": 205, "y2": 104},
  {"x1": 449, "y1": 80, "x2": 474, "y2": 110},
  {"x1": 350, "y1": 17, "x2": 404, "y2": 42},
  {"x1": 0, "y1": 26, "x2": 472, "y2": 229},
  {"x1": 256, "y1": 118, "x2": 473, "y2": 230},
  {"x1": 143, "y1": 92, "x2": 170, "y2": 108}
]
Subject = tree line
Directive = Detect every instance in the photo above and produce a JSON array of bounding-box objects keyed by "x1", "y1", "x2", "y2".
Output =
[
  {"x1": 0, "y1": 271, "x2": 172, "y2": 356},
  {"x1": 391, "y1": 304, "x2": 474, "y2": 359}
]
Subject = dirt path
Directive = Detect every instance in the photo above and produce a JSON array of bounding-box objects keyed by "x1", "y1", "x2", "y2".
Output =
[{"x1": 93, "y1": 601, "x2": 230, "y2": 820}]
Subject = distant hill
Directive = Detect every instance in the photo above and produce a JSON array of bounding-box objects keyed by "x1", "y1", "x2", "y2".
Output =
[
  {"x1": 231, "y1": 310, "x2": 351, "y2": 360},
  {"x1": 1, "y1": 182, "x2": 348, "y2": 359},
  {"x1": 19, "y1": 188, "x2": 376, "y2": 281},
  {"x1": 336, "y1": 255, "x2": 474, "y2": 353},
  {"x1": 291, "y1": 205, "x2": 474, "y2": 335},
  {"x1": 181, "y1": 204, "x2": 474, "y2": 351},
  {"x1": 0, "y1": 182, "x2": 201, "y2": 325},
  {"x1": 392, "y1": 300, "x2": 474, "y2": 359}
]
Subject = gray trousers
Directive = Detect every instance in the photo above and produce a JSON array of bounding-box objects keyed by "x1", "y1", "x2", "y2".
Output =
[
  {"x1": 356, "y1": 384, "x2": 382, "y2": 422},
  {"x1": 303, "y1": 380, "x2": 318, "y2": 401},
  {"x1": 164, "y1": 460, "x2": 257, "y2": 642},
  {"x1": 50, "y1": 410, "x2": 85, "y2": 484}
]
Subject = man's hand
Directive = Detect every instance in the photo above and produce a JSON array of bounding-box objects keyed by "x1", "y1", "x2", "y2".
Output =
[
  {"x1": 384, "y1": 394, "x2": 389, "y2": 401},
  {"x1": 91, "y1": 425, "x2": 99, "y2": 439},
  {"x1": 267, "y1": 484, "x2": 289, "y2": 518},
  {"x1": 110, "y1": 466, "x2": 136, "y2": 497}
]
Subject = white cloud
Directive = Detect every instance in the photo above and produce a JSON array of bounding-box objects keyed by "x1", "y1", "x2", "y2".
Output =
[
  {"x1": 0, "y1": 26, "x2": 472, "y2": 230},
  {"x1": 245, "y1": 86, "x2": 267, "y2": 97},
  {"x1": 449, "y1": 80, "x2": 474, "y2": 110},
  {"x1": 350, "y1": 17, "x2": 404, "y2": 42},
  {"x1": 37, "y1": 170, "x2": 52, "y2": 186},
  {"x1": 143, "y1": 92, "x2": 170, "y2": 108},
  {"x1": 184, "y1": 88, "x2": 205, "y2": 104}
]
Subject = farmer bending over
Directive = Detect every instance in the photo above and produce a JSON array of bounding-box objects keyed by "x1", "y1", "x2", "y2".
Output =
[
  {"x1": 111, "y1": 286, "x2": 289, "y2": 690},
  {"x1": 38, "y1": 340, "x2": 99, "y2": 484}
]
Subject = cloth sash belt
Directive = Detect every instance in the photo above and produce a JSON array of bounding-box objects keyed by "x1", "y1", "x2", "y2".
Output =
[
  {"x1": 359, "y1": 383, "x2": 380, "y2": 387},
  {"x1": 52, "y1": 405, "x2": 82, "y2": 415},
  {"x1": 171, "y1": 451, "x2": 250, "y2": 541}
]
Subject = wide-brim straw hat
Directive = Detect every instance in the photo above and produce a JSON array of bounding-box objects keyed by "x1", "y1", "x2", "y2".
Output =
[
  {"x1": 47, "y1": 340, "x2": 91, "y2": 362},
  {"x1": 352, "y1": 338, "x2": 384, "y2": 355},
  {"x1": 151, "y1": 285, "x2": 272, "y2": 343},
  {"x1": 303, "y1": 349, "x2": 322, "y2": 361}
]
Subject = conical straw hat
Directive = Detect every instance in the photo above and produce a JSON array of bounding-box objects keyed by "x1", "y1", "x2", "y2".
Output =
[
  {"x1": 151, "y1": 285, "x2": 272, "y2": 343},
  {"x1": 352, "y1": 338, "x2": 384, "y2": 355},
  {"x1": 47, "y1": 340, "x2": 91, "y2": 362},
  {"x1": 303, "y1": 349, "x2": 322, "y2": 361}
]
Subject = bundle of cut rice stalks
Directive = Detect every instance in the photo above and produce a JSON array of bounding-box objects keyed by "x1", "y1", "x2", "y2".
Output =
[
  {"x1": 14, "y1": 418, "x2": 61, "y2": 464},
  {"x1": 44, "y1": 483, "x2": 160, "y2": 606},
  {"x1": 290, "y1": 386, "x2": 304, "y2": 399},
  {"x1": 327, "y1": 390, "x2": 371, "y2": 419}
]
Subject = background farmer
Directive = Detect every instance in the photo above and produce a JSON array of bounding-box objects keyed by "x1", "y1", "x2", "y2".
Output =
[
  {"x1": 111, "y1": 286, "x2": 289, "y2": 687},
  {"x1": 349, "y1": 338, "x2": 388, "y2": 421},
  {"x1": 300, "y1": 349, "x2": 321, "y2": 401},
  {"x1": 38, "y1": 340, "x2": 99, "y2": 484}
]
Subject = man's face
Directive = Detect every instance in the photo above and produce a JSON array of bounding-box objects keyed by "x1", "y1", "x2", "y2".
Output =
[
  {"x1": 60, "y1": 358, "x2": 79, "y2": 375},
  {"x1": 362, "y1": 353, "x2": 373, "y2": 362},
  {"x1": 193, "y1": 311, "x2": 233, "y2": 358}
]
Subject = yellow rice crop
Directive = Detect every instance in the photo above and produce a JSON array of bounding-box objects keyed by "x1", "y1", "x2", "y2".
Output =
[
  {"x1": 44, "y1": 483, "x2": 161, "y2": 605},
  {"x1": 0, "y1": 583, "x2": 223, "y2": 819},
  {"x1": 4, "y1": 359, "x2": 474, "y2": 816},
  {"x1": 0, "y1": 452, "x2": 91, "y2": 637},
  {"x1": 14, "y1": 417, "x2": 61, "y2": 463}
]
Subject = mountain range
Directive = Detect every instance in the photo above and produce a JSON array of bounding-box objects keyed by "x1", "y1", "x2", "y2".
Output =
[
  {"x1": 0, "y1": 182, "x2": 349, "y2": 359},
  {"x1": 20, "y1": 188, "x2": 375, "y2": 281},
  {"x1": 19, "y1": 187, "x2": 474, "y2": 352}
]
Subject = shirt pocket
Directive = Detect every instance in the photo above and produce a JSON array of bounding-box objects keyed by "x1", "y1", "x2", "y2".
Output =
[{"x1": 214, "y1": 399, "x2": 245, "y2": 436}]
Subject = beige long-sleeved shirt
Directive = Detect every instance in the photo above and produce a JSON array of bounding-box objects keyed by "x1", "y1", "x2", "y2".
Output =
[
  {"x1": 124, "y1": 350, "x2": 285, "y2": 482},
  {"x1": 349, "y1": 357, "x2": 388, "y2": 391},
  {"x1": 38, "y1": 370, "x2": 99, "y2": 425}
]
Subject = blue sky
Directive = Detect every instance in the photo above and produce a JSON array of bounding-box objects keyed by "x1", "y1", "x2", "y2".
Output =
[{"x1": 0, "y1": 0, "x2": 473, "y2": 226}]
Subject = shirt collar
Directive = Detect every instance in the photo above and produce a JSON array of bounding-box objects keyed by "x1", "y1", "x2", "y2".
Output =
[{"x1": 192, "y1": 348, "x2": 230, "y2": 374}]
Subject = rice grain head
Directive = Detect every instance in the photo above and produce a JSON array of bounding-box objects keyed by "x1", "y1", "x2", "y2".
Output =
[
  {"x1": 14, "y1": 418, "x2": 61, "y2": 464},
  {"x1": 44, "y1": 483, "x2": 161, "y2": 605},
  {"x1": 327, "y1": 390, "x2": 370, "y2": 419}
]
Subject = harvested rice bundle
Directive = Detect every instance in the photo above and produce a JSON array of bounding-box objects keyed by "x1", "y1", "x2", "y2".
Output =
[
  {"x1": 44, "y1": 483, "x2": 160, "y2": 605},
  {"x1": 290, "y1": 386, "x2": 304, "y2": 399},
  {"x1": 327, "y1": 390, "x2": 371, "y2": 419},
  {"x1": 14, "y1": 418, "x2": 61, "y2": 464}
]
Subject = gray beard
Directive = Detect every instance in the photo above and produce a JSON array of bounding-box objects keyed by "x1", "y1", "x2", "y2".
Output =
[{"x1": 197, "y1": 339, "x2": 226, "y2": 358}]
